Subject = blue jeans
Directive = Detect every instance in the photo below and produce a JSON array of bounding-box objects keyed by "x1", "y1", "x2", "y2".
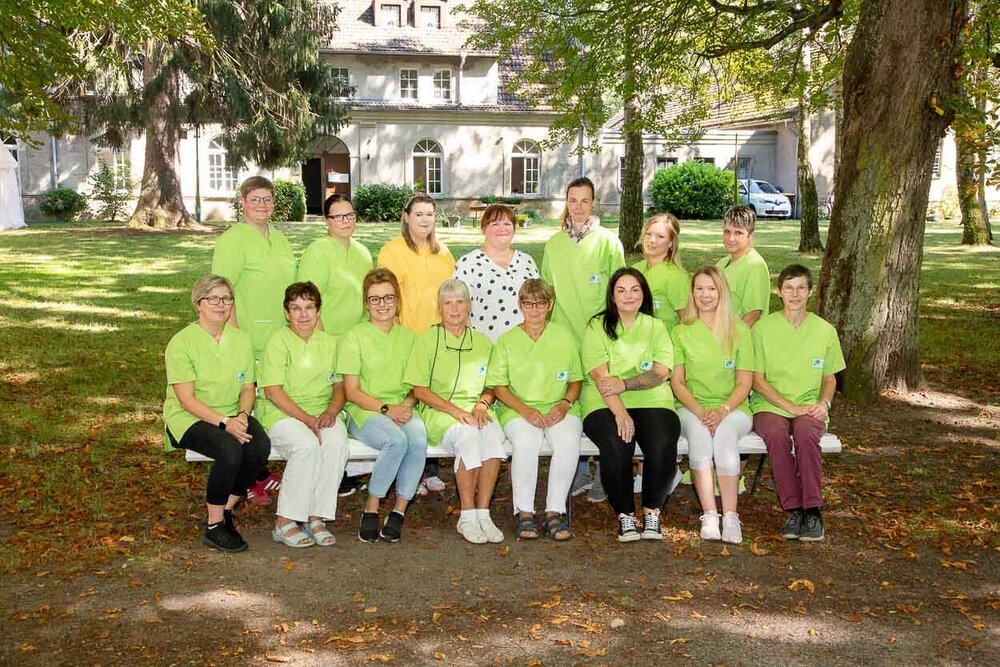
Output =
[{"x1": 349, "y1": 414, "x2": 428, "y2": 500}]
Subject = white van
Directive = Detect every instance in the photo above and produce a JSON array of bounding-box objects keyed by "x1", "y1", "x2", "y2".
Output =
[{"x1": 738, "y1": 179, "x2": 792, "y2": 219}]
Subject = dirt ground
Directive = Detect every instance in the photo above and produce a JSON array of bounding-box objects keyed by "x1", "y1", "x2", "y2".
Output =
[{"x1": 3, "y1": 386, "x2": 998, "y2": 666}]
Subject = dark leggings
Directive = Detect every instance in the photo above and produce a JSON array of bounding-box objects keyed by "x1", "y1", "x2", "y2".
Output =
[
  {"x1": 583, "y1": 407, "x2": 680, "y2": 515},
  {"x1": 171, "y1": 418, "x2": 271, "y2": 505}
]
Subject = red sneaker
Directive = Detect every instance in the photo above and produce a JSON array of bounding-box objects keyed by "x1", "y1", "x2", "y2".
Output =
[
  {"x1": 261, "y1": 472, "x2": 282, "y2": 492},
  {"x1": 246, "y1": 480, "x2": 273, "y2": 506}
]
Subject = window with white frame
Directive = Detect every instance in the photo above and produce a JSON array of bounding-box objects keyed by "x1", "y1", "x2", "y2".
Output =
[
  {"x1": 400, "y1": 69, "x2": 418, "y2": 99},
  {"x1": 331, "y1": 67, "x2": 349, "y2": 91},
  {"x1": 208, "y1": 137, "x2": 239, "y2": 192},
  {"x1": 433, "y1": 69, "x2": 451, "y2": 101},
  {"x1": 655, "y1": 156, "x2": 677, "y2": 171},
  {"x1": 413, "y1": 139, "x2": 443, "y2": 194},
  {"x1": 111, "y1": 151, "x2": 132, "y2": 190},
  {"x1": 381, "y1": 4, "x2": 401, "y2": 26},
  {"x1": 736, "y1": 156, "x2": 752, "y2": 180},
  {"x1": 618, "y1": 157, "x2": 626, "y2": 191},
  {"x1": 511, "y1": 140, "x2": 540, "y2": 194},
  {"x1": 420, "y1": 5, "x2": 441, "y2": 28},
  {"x1": 932, "y1": 141, "x2": 942, "y2": 179}
]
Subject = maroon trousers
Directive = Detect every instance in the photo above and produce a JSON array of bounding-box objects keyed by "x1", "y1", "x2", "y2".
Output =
[{"x1": 753, "y1": 412, "x2": 826, "y2": 511}]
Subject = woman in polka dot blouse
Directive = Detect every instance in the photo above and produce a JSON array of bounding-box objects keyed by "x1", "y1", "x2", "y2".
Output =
[{"x1": 453, "y1": 204, "x2": 539, "y2": 342}]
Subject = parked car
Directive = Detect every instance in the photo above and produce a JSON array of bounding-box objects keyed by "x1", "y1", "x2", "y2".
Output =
[{"x1": 738, "y1": 179, "x2": 792, "y2": 218}]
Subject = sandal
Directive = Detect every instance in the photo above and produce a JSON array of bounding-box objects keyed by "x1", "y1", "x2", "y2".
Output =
[
  {"x1": 542, "y1": 513, "x2": 573, "y2": 541},
  {"x1": 303, "y1": 519, "x2": 336, "y2": 547},
  {"x1": 272, "y1": 521, "x2": 315, "y2": 548},
  {"x1": 515, "y1": 513, "x2": 540, "y2": 539}
]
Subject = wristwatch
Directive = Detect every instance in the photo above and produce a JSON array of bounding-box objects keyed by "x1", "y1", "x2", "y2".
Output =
[
  {"x1": 380, "y1": 404, "x2": 390, "y2": 414},
  {"x1": 218, "y1": 416, "x2": 229, "y2": 430}
]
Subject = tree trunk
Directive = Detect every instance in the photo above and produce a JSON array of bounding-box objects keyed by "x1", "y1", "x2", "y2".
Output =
[
  {"x1": 619, "y1": 99, "x2": 645, "y2": 254},
  {"x1": 797, "y1": 101, "x2": 823, "y2": 253},
  {"x1": 817, "y1": 0, "x2": 965, "y2": 402},
  {"x1": 130, "y1": 44, "x2": 192, "y2": 229},
  {"x1": 957, "y1": 128, "x2": 991, "y2": 245}
]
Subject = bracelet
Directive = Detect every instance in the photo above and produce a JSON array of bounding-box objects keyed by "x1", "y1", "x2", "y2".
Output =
[
  {"x1": 822, "y1": 399, "x2": 832, "y2": 410},
  {"x1": 722, "y1": 404, "x2": 731, "y2": 413},
  {"x1": 478, "y1": 399, "x2": 491, "y2": 408},
  {"x1": 237, "y1": 410, "x2": 248, "y2": 418},
  {"x1": 561, "y1": 398, "x2": 573, "y2": 407}
]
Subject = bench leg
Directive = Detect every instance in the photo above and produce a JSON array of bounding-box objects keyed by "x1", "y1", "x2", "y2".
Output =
[{"x1": 748, "y1": 454, "x2": 768, "y2": 497}]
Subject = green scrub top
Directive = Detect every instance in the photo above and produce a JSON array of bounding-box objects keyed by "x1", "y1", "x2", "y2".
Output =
[
  {"x1": 671, "y1": 319, "x2": 754, "y2": 415},
  {"x1": 579, "y1": 313, "x2": 675, "y2": 417},
  {"x1": 163, "y1": 322, "x2": 255, "y2": 449},
  {"x1": 255, "y1": 327, "x2": 340, "y2": 432},
  {"x1": 750, "y1": 312, "x2": 846, "y2": 418},
  {"x1": 541, "y1": 226, "x2": 625, "y2": 342},
  {"x1": 633, "y1": 259, "x2": 689, "y2": 330},
  {"x1": 337, "y1": 320, "x2": 417, "y2": 428},
  {"x1": 486, "y1": 322, "x2": 583, "y2": 427},
  {"x1": 296, "y1": 236, "x2": 373, "y2": 336},
  {"x1": 211, "y1": 222, "x2": 297, "y2": 357},
  {"x1": 717, "y1": 248, "x2": 771, "y2": 319},
  {"x1": 403, "y1": 325, "x2": 494, "y2": 445}
]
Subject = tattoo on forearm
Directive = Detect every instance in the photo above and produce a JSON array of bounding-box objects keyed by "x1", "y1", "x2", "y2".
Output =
[{"x1": 623, "y1": 370, "x2": 663, "y2": 391}]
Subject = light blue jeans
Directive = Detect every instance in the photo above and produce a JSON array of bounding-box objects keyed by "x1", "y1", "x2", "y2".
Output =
[{"x1": 349, "y1": 414, "x2": 428, "y2": 500}]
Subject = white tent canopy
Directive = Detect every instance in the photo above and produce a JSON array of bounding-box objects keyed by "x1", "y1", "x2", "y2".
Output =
[{"x1": 0, "y1": 146, "x2": 26, "y2": 231}]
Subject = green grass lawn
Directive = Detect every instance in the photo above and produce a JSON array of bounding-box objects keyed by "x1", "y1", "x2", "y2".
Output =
[{"x1": 0, "y1": 217, "x2": 998, "y2": 572}]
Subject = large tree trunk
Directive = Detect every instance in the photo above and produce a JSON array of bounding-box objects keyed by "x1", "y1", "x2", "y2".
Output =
[
  {"x1": 957, "y1": 128, "x2": 991, "y2": 245},
  {"x1": 618, "y1": 29, "x2": 644, "y2": 254},
  {"x1": 817, "y1": 0, "x2": 965, "y2": 402},
  {"x1": 130, "y1": 44, "x2": 192, "y2": 229},
  {"x1": 797, "y1": 101, "x2": 823, "y2": 253}
]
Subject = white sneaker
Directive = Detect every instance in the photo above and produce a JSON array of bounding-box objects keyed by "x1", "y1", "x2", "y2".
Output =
[
  {"x1": 633, "y1": 474, "x2": 643, "y2": 493},
  {"x1": 667, "y1": 468, "x2": 684, "y2": 496},
  {"x1": 457, "y1": 517, "x2": 487, "y2": 544},
  {"x1": 721, "y1": 512, "x2": 743, "y2": 544},
  {"x1": 699, "y1": 511, "x2": 722, "y2": 541},
  {"x1": 476, "y1": 510, "x2": 505, "y2": 543},
  {"x1": 415, "y1": 482, "x2": 429, "y2": 496},
  {"x1": 423, "y1": 476, "x2": 447, "y2": 492}
]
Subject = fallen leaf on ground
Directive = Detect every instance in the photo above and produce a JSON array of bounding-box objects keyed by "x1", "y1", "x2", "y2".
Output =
[
  {"x1": 265, "y1": 656, "x2": 290, "y2": 663},
  {"x1": 662, "y1": 590, "x2": 693, "y2": 601},
  {"x1": 789, "y1": 579, "x2": 816, "y2": 595},
  {"x1": 749, "y1": 543, "x2": 769, "y2": 556}
]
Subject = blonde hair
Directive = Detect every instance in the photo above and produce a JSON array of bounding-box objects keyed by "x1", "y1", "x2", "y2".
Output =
[
  {"x1": 239, "y1": 176, "x2": 275, "y2": 199},
  {"x1": 641, "y1": 213, "x2": 683, "y2": 269},
  {"x1": 401, "y1": 194, "x2": 440, "y2": 254},
  {"x1": 723, "y1": 205, "x2": 756, "y2": 234},
  {"x1": 191, "y1": 275, "x2": 234, "y2": 312},
  {"x1": 560, "y1": 177, "x2": 596, "y2": 230},
  {"x1": 518, "y1": 278, "x2": 555, "y2": 304},
  {"x1": 681, "y1": 266, "x2": 737, "y2": 354},
  {"x1": 438, "y1": 278, "x2": 471, "y2": 310}
]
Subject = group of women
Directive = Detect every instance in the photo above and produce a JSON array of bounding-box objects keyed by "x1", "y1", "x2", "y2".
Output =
[{"x1": 164, "y1": 175, "x2": 844, "y2": 552}]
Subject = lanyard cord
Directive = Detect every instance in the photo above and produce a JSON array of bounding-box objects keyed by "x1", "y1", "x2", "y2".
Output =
[{"x1": 428, "y1": 324, "x2": 470, "y2": 403}]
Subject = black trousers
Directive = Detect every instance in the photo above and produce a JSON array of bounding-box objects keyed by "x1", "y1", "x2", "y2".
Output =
[
  {"x1": 170, "y1": 418, "x2": 271, "y2": 506},
  {"x1": 583, "y1": 407, "x2": 680, "y2": 515}
]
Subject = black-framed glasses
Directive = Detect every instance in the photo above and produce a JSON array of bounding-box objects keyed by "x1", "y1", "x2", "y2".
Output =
[
  {"x1": 520, "y1": 300, "x2": 550, "y2": 310},
  {"x1": 201, "y1": 296, "x2": 235, "y2": 306},
  {"x1": 366, "y1": 294, "x2": 397, "y2": 306},
  {"x1": 327, "y1": 212, "x2": 357, "y2": 223}
]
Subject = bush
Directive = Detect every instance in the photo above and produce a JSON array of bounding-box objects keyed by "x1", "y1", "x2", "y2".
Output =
[
  {"x1": 355, "y1": 183, "x2": 417, "y2": 222},
  {"x1": 38, "y1": 187, "x2": 88, "y2": 220},
  {"x1": 648, "y1": 161, "x2": 735, "y2": 220},
  {"x1": 230, "y1": 179, "x2": 306, "y2": 222},
  {"x1": 89, "y1": 163, "x2": 134, "y2": 223},
  {"x1": 937, "y1": 185, "x2": 960, "y2": 221},
  {"x1": 480, "y1": 195, "x2": 524, "y2": 205}
]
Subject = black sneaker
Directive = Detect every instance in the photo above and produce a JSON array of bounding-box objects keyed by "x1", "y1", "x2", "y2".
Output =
[
  {"x1": 640, "y1": 511, "x2": 662, "y2": 540},
  {"x1": 617, "y1": 514, "x2": 640, "y2": 543},
  {"x1": 339, "y1": 475, "x2": 360, "y2": 497},
  {"x1": 799, "y1": 509, "x2": 825, "y2": 542},
  {"x1": 222, "y1": 509, "x2": 247, "y2": 548},
  {"x1": 203, "y1": 522, "x2": 248, "y2": 553},
  {"x1": 380, "y1": 511, "x2": 405, "y2": 542},
  {"x1": 358, "y1": 512, "x2": 380, "y2": 543},
  {"x1": 782, "y1": 509, "x2": 804, "y2": 540}
]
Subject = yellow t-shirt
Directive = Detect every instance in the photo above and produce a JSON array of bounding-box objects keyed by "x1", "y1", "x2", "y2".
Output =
[{"x1": 377, "y1": 235, "x2": 456, "y2": 332}]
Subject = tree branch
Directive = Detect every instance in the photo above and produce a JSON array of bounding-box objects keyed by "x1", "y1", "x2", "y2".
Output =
[{"x1": 700, "y1": 0, "x2": 844, "y2": 58}]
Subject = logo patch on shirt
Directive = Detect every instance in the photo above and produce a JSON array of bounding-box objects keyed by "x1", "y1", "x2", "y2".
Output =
[
  {"x1": 327, "y1": 371, "x2": 336, "y2": 382},
  {"x1": 588, "y1": 274, "x2": 602, "y2": 284},
  {"x1": 639, "y1": 360, "x2": 653, "y2": 371},
  {"x1": 555, "y1": 370, "x2": 569, "y2": 382},
  {"x1": 652, "y1": 299, "x2": 662, "y2": 311},
  {"x1": 236, "y1": 371, "x2": 247, "y2": 382},
  {"x1": 811, "y1": 358, "x2": 825, "y2": 368},
  {"x1": 723, "y1": 359, "x2": 736, "y2": 369},
  {"x1": 478, "y1": 364, "x2": 488, "y2": 376}
]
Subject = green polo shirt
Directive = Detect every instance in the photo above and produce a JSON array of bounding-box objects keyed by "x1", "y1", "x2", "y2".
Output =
[
  {"x1": 255, "y1": 327, "x2": 340, "y2": 432},
  {"x1": 211, "y1": 223, "x2": 297, "y2": 357},
  {"x1": 163, "y1": 322, "x2": 255, "y2": 448},
  {"x1": 750, "y1": 312, "x2": 846, "y2": 418},
  {"x1": 337, "y1": 320, "x2": 417, "y2": 428},
  {"x1": 633, "y1": 259, "x2": 689, "y2": 330},
  {"x1": 486, "y1": 322, "x2": 583, "y2": 427},
  {"x1": 403, "y1": 326, "x2": 494, "y2": 445},
  {"x1": 717, "y1": 248, "x2": 771, "y2": 319},
  {"x1": 297, "y1": 236, "x2": 373, "y2": 336},
  {"x1": 579, "y1": 313, "x2": 675, "y2": 417},
  {"x1": 671, "y1": 319, "x2": 754, "y2": 415},
  {"x1": 541, "y1": 226, "x2": 625, "y2": 342}
]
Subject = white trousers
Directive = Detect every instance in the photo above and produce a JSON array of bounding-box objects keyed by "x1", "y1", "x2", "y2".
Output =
[
  {"x1": 269, "y1": 417, "x2": 350, "y2": 522},
  {"x1": 504, "y1": 415, "x2": 582, "y2": 514},
  {"x1": 440, "y1": 420, "x2": 508, "y2": 472},
  {"x1": 677, "y1": 407, "x2": 752, "y2": 476}
]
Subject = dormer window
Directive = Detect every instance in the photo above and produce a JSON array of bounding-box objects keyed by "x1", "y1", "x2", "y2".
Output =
[
  {"x1": 381, "y1": 3, "x2": 401, "y2": 27},
  {"x1": 420, "y1": 5, "x2": 441, "y2": 28}
]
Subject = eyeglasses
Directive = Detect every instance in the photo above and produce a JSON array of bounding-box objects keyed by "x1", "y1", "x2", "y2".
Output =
[
  {"x1": 520, "y1": 300, "x2": 550, "y2": 310},
  {"x1": 366, "y1": 294, "x2": 397, "y2": 306},
  {"x1": 327, "y1": 212, "x2": 357, "y2": 223},
  {"x1": 201, "y1": 296, "x2": 235, "y2": 306},
  {"x1": 246, "y1": 196, "x2": 274, "y2": 205}
]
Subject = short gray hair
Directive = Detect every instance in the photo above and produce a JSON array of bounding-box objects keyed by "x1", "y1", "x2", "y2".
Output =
[
  {"x1": 437, "y1": 279, "x2": 471, "y2": 310},
  {"x1": 191, "y1": 275, "x2": 234, "y2": 311}
]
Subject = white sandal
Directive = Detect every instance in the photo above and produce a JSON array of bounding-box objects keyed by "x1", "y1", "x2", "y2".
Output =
[{"x1": 272, "y1": 522, "x2": 315, "y2": 548}]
